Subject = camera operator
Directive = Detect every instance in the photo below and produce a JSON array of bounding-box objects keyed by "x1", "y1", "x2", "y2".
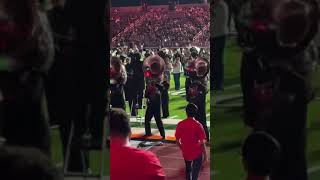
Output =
[
  {"x1": 234, "y1": 0, "x2": 319, "y2": 179},
  {"x1": 110, "y1": 56, "x2": 127, "y2": 110}
]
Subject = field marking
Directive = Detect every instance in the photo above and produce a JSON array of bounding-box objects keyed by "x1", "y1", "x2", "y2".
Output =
[
  {"x1": 308, "y1": 165, "x2": 320, "y2": 174},
  {"x1": 56, "y1": 162, "x2": 63, "y2": 167},
  {"x1": 169, "y1": 88, "x2": 185, "y2": 93},
  {"x1": 211, "y1": 170, "x2": 219, "y2": 175},
  {"x1": 169, "y1": 115, "x2": 178, "y2": 119}
]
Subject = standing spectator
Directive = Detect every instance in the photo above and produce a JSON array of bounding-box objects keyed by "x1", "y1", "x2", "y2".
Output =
[
  {"x1": 175, "y1": 103, "x2": 208, "y2": 180},
  {"x1": 110, "y1": 108, "x2": 165, "y2": 180},
  {"x1": 212, "y1": 0, "x2": 229, "y2": 91},
  {"x1": 173, "y1": 54, "x2": 183, "y2": 90}
]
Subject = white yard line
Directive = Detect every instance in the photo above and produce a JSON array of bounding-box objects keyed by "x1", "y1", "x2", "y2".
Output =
[
  {"x1": 168, "y1": 115, "x2": 178, "y2": 119},
  {"x1": 308, "y1": 165, "x2": 320, "y2": 174},
  {"x1": 56, "y1": 162, "x2": 63, "y2": 168}
]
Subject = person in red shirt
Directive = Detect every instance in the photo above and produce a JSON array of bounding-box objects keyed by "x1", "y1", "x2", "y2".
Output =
[
  {"x1": 110, "y1": 108, "x2": 165, "y2": 180},
  {"x1": 242, "y1": 132, "x2": 281, "y2": 180},
  {"x1": 175, "y1": 103, "x2": 208, "y2": 180}
]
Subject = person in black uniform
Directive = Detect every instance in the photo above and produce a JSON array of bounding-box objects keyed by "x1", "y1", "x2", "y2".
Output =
[
  {"x1": 134, "y1": 52, "x2": 145, "y2": 109},
  {"x1": 158, "y1": 51, "x2": 170, "y2": 118},
  {"x1": 186, "y1": 48, "x2": 199, "y2": 101},
  {"x1": 144, "y1": 55, "x2": 166, "y2": 139},
  {"x1": 187, "y1": 57, "x2": 210, "y2": 142},
  {"x1": 234, "y1": 0, "x2": 318, "y2": 179},
  {"x1": 126, "y1": 52, "x2": 145, "y2": 116},
  {"x1": 110, "y1": 56, "x2": 127, "y2": 110}
]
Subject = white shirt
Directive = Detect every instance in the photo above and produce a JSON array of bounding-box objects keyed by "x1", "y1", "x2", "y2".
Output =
[{"x1": 173, "y1": 61, "x2": 182, "y2": 74}]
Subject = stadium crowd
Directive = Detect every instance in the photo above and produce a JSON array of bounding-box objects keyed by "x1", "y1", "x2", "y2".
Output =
[
  {"x1": 110, "y1": 8, "x2": 144, "y2": 38},
  {"x1": 111, "y1": 6, "x2": 210, "y2": 48}
]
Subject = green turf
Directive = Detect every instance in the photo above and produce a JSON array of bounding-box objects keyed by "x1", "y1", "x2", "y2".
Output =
[
  {"x1": 128, "y1": 74, "x2": 211, "y2": 130},
  {"x1": 50, "y1": 128, "x2": 108, "y2": 176},
  {"x1": 50, "y1": 72, "x2": 211, "y2": 177},
  {"x1": 212, "y1": 37, "x2": 320, "y2": 180}
]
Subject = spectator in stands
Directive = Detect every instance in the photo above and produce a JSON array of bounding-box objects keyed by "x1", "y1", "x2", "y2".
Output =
[
  {"x1": 212, "y1": 0, "x2": 229, "y2": 91},
  {"x1": 175, "y1": 103, "x2": 208, "y2": 180},
  {"x1": 110, "y1": 108, "x2": 165, "y2": 180},
  {"x1": 111, "y1": 6, "x2": 210, "y2": 48},
  {"x1": 242, "y1": 132, "x2": 281, "y2": 180},
  {"x1": 0, "y1": 145, "x2": 62, "y2": 180}
]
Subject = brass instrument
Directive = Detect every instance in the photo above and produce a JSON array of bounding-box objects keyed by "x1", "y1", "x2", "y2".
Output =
[
  {"x1": 187, "y1": 57, "x2": 210, "y2": 101},
  {"x1": 143, "y1": 55, "x2": 165, "y2": 100},
  {"x1": 143, "y1": 55, "x2": 165, "y2": 83}
]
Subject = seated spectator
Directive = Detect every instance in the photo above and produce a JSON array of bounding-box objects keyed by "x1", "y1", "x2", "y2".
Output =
[
  {"x1": 110, "y1": 108, "x2": 165, "y2": 180},
  {"x1": 0, "y1": 144, "x2": 62, "y2": 180},
  {"x1": 242, "y1": 132, "x2": 281, "y2": 180},
  {"x1": 175, "y1": 103, "x2": 208, "y2": 180}
]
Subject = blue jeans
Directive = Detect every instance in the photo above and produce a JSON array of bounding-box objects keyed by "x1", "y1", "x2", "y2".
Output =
[
  {"x1": 173, "y1": 73, "x2": 181, "y2": 90},
  {"x1": 185, "y1": 154, "x2": 203, "y2": 180}
]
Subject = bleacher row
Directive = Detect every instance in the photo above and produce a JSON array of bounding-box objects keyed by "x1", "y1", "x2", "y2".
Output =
[{"x1": 110, "y1": 6, "x2": 210, "y2": 48}]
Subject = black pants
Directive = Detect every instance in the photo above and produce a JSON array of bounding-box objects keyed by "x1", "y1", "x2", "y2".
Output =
[
  {"x1": 194, "y1": 95, "x2": 209, "y2": 142},
  {"x1": 185, "y1": 78, "x2": 191, "y2": 101},
  {"x1": 137, "y1": 89, "x2": 144, "y2": 108},
  {"x1": 128, "y1": 91, "x2": 138, "y2": 116},
  {"x1": 145, "y1": 97, "x2": 165, "y2": 138},
  {"x1": 110, "y1": 90, "x2": 125, "y2": 110},
  {"x1": 185, "y1": 154, "x2": 203, "y2": 180},
  {"x1": 127, "y1": 88, "x2": 143, "y2": 116},
  {"x1": 212, "y1": 36, "x2": 226, "y2": 91},
  {"x1": 161, "y1": 88, "x2": 169, "y2": 118}
]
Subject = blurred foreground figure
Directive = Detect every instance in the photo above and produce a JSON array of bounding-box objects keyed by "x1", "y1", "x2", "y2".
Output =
[
  {"x1": 0, "y1": 145, "x2": 62, "y2": 180},
  {"x1": 110, "y1": 108, "x2": 165, "y2": 180},
  {"x1": 0, "y1": 0, "x2": 53, "y2": 155},
  {"x1": 235, "y1": 0, "x2": 319, "y2": 179},
  {"x1": 242, "y1": 132, "x2": 281, "y2": 180}
]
